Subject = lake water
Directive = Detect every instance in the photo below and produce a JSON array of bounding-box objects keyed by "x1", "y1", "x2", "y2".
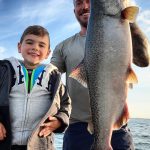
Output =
[
  {"x1": 128, "y1": 118, "x2": 150, "y2": 150},
  {"x1": 54, "y1": 118, "x2": 150, "y2": 150}
]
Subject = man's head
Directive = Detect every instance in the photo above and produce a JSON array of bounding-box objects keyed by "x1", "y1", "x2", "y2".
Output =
[
  {"x1": 73, "y1": 0, "x2": 90, "y2": 28},
  {"x1": 18, "y1": 25, "x2": 50, "y2": 69}
]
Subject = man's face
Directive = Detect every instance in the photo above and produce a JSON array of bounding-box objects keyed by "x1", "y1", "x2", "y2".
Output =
[{"x1": 74, "y1": 0, "x2": 90, "y2": 28}]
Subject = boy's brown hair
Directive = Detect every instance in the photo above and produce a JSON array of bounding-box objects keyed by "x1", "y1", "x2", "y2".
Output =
[{"x1": 20, "y1": 25, "x2": 50, "y2": 48}]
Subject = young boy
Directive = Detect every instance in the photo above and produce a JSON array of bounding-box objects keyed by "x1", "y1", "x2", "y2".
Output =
[{"x1": 0, "y1": 25, "x2": 71, "y2": 150}]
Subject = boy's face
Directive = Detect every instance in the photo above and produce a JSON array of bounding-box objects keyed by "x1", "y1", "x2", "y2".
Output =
[{"x1": 18, "y1": 34, "x2": 50, "y2": 69}]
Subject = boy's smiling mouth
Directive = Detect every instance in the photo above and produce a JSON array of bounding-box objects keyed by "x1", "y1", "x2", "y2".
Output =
[{"x1": 28, "y1": 52, "x2": 40, "y2": 57}]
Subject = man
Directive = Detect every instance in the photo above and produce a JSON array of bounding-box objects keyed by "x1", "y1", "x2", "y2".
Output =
[{"x1": 51, "y1": 0, "x2": 149, "y2": 150}]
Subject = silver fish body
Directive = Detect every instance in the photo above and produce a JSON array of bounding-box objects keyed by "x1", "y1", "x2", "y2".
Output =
[{"x1": 84, "y1": 1, "x2": 137, "y2": 150}]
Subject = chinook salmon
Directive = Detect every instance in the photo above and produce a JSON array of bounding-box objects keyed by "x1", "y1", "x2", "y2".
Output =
[{"x1": 70, "y1": 0, "x2": 139, "y2": 150}]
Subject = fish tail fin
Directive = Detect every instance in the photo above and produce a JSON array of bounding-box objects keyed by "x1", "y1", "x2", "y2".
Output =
[
  {"x1": 114, "y1": 102, "x2": 129, "y2": 129},
  {"x1": 69, "y1": 60, "x2": 87, "y2": 88},
  {"x1": 121, "y1": 6, "x2": 139, "y2": 23},
  {"x1": 130, "y1": 22, "x2": 150, "y2": 67}
]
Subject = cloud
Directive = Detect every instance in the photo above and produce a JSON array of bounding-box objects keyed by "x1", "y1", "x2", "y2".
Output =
[
  {"x1": 0, "y1": 31, "x2": 18, "y2": 41},
  {"x1": 0, "y1": 46, "x2": 6, "y2": 53},
  {"x1": 137, "y1": 10, "x2": 150, "y2": 24},
  {"x1": 0, "y1": 46, "x2": 6, "y2": 59},
  {"x1": 137, "y1": 10, "x2": 150, "y2": 38},
  {"x1": 16, "y1": 0, "x2": 73, "y2": 26},
  {"x1": 0, "y1": 0, "x2": 74, "y2": 41},
  {"x1": 50, "y1": 21, "x2": 80, "y2": 50},
  {"x1": 131, "y1": 0, "x2": 137, "y2": 5},
  {"x1": 63, "y1": 22, "x2": 79, "y2": 32}
]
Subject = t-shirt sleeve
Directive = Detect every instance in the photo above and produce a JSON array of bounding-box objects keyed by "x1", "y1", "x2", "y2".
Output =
[{"x1": 51, "y1": 42, "x2": 66, "y2": 73}]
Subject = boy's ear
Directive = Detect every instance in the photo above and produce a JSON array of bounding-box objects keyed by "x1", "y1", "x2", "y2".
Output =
[{"x1": 18, "y1": 43, "x2": 21, "y2": 53}]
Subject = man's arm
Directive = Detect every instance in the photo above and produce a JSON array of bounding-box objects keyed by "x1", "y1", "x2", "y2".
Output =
[
  {"x1": 51, "y1": 42, "x2": 66, "y2": 73},
  {"x1": 0, "y1": 123, "x2": 6, "y2": 140}
]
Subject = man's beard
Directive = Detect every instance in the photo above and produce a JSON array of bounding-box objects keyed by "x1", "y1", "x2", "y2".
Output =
[
  {"x1": 77, "y1": 17, "x2": 88, "y2": 28},
  {"x1": 80, "y1": 21, "x2": 88, "y2": 28}
]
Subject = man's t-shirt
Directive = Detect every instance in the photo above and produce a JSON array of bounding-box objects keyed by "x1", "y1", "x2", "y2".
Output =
[{"x1": 51, "y1": 33, "x2": 91, "y2": 124}]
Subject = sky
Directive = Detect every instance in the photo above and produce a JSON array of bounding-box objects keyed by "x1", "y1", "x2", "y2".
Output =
[{"x1": 0, "y1": 0, "x2": 149, "y2": 119}]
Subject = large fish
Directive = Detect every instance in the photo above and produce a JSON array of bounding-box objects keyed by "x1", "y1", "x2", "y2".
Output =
[{"x1": 70, "y1": 0, "x2": 139, "y2": 149}]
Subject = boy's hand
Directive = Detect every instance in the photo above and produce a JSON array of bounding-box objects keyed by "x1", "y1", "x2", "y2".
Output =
[
  {"x1": 0, "y1": 122, "x2": 6, "y2": 140},
  {"x1": 39, "y1": 116, "x2": 61, "y2": 137}
]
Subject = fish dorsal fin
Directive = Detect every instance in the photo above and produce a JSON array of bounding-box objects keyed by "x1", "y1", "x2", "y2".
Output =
[
  {"x1": 126, "y1": 67, "x2": 138, "y2": 89},
  {"x1": 69, "y1": 60, "x2": 87, "y2": 88},
  {"x1": 121, "y1": 6, "x2": 139, "y2": 23}
]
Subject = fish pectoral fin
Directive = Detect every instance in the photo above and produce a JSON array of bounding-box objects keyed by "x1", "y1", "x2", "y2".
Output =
[
  {"x1": 126, "y1": 67, "x2": 138, "y2": 89},
  {"x1": 69, "y1": 60, "x2": 87, "y2": 88},
  {"x1": 121, "y1": 6, "x2": 139, "y2": 23}
]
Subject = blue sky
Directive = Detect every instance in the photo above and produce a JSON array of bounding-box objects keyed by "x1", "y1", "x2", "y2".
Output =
[{"x1": 0, "y1": 0, "x2": 149, "y2": 119}]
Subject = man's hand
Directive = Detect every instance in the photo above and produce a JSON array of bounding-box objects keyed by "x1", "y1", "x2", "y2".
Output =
[
  {"x1": 39, "y1": 116, "x2": 61, "y2": 137},
  {"x1": 0, "y1": 122, "x2": 6, "y2": 140}
]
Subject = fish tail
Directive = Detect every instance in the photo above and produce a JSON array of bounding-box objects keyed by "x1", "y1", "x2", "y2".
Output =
[{"x1": 130, "y1": 22, "x2": 150, "y2": 67}]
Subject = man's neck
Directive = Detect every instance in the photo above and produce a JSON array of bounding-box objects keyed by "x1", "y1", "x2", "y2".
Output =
[{"x1": 80, "y1": 26, "x2": 87, "y2": 36}]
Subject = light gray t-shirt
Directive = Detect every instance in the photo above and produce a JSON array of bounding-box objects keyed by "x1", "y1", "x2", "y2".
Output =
[{"x1": 51, "y1": 33, "x2": 91, "y2": 124}]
